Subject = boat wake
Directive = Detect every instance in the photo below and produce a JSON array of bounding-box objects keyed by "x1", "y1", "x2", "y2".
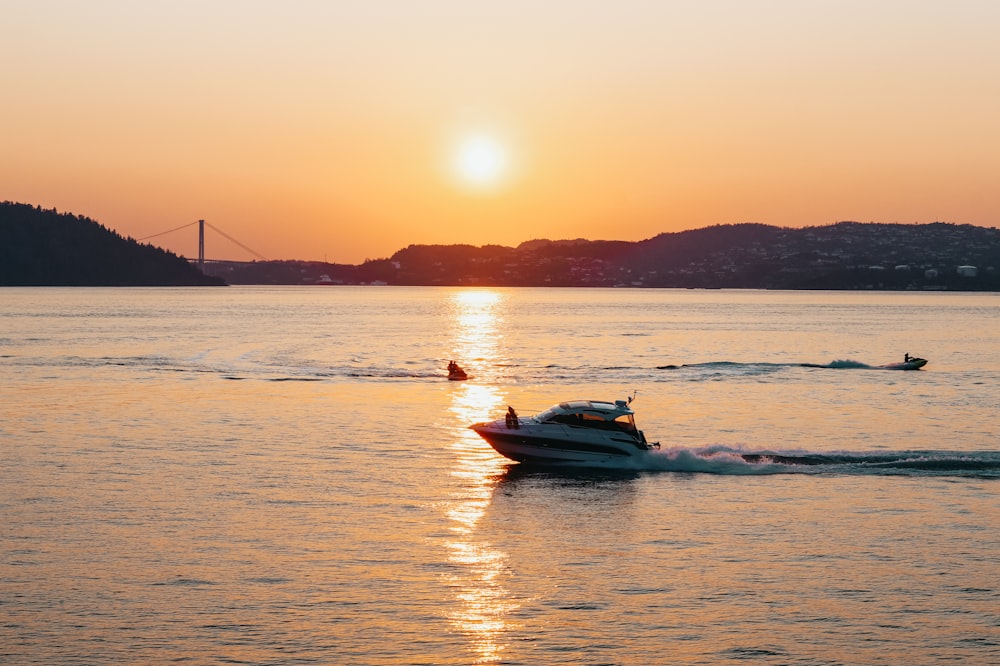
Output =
[
  {"x1": 656, "y1": 359, "x2": 923, "y2": 375},
  {"x1": 613, "y1": 446, "x2": 1000, "y2": 478},
  {"x1": 46, "y1": 354, "x2": 452, "y2": 381},
  {"x1": 798, "y1": 359, "x2": 873, "y2": 369},
  {"x1": 17, "y1": 352, "x2": 930, "y2": 383}
]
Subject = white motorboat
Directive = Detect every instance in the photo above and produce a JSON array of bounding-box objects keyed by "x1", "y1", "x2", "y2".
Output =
[{"x1": 470, "y1": 397, "x2": 657, "y2": 466}]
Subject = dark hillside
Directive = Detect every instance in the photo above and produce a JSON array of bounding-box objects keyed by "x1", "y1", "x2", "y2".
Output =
[
  {"x1": 0, "y1": 202, "x2": 225, "y2": 286},
  {"x1": 195, "y1": 220, "x2": 1000, "y2": 290}
]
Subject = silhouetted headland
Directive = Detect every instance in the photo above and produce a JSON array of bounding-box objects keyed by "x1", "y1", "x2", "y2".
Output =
[{"x1": 0, "y1": 202, "x2": 225, "y2": 286}]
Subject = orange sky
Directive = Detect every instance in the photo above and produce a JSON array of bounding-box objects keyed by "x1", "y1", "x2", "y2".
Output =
[{"x1": 3, "y1": 1, "x2": 999, "y2": 263}]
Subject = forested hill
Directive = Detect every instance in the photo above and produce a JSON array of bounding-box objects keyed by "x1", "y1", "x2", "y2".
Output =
[
  {"x1": 208, "y1": 221, "x2": 1000, "y2": 290},
  {"x1": 0, "y1": 202, "x2": 225, "y2": 286}
]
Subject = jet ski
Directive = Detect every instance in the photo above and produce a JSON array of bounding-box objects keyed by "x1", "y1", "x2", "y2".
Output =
[
  {"x1": 447, "y1": 361, "x2": 469, "y2": 381},
  {"x1": 883, "y1": 355, "x2": 927, "y2": 370}
]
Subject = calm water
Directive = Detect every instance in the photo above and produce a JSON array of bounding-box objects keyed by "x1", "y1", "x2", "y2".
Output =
[{"x1": 2, "y1": 287, "x2": 998, "y2": 665}]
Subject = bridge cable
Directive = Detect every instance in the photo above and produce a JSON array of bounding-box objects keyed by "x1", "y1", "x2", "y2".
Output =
[
  {"x1": 205, "y1": 222, "x2": 269, "y2": 261},
  {"x1": 136, "y1": 221, "x2": 198, "y2": 241},
  {"x1": 134, "y1": 219, "x2": 269, "y2": 261}
]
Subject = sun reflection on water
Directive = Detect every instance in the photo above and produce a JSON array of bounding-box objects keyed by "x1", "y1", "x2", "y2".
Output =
[
  {"x1": 444, "y1": 290, "x2": 516, "y2": 663},
  {"x1": 448, "y1": 290, "x2": 506, "y2": 383}
]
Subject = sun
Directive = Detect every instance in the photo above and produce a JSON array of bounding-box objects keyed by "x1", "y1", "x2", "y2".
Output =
[{"x1": 454, "y1": 134, "x2": 507, "y2": 187}]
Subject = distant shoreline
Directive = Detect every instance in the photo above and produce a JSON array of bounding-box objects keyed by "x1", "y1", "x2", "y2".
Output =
[
  {"x1": 201, "y1": 220, "x2": 999, "y2": 291},
  {"x1": 4, "y1": 202, "x2": 997, "y2": 290}
]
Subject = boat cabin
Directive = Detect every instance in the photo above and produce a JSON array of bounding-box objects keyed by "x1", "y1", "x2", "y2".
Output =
[{"x1": 534, "y1": 400, "x2": 639, "y2": 435}]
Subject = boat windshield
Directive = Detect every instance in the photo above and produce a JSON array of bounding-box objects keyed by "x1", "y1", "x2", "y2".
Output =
[
  {"x1": 535, "y1": 407, "x2": 561, "y2": 422},
  {"x1": 614, "y1": 414, "x2": 638, "y2": 433}
]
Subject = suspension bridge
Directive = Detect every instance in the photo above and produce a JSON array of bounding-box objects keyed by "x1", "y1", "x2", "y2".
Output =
[{"x1": 137, "y1": 219, "x2": 268, "y2": 270}]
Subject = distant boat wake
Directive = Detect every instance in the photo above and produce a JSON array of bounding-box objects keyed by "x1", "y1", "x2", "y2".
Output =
[
  {"x1": 797, "y1": 359, "x2": 874, "y2": 369},
  {"x1": 607, "y1": 446, "x2": 1000, "y2": 478},
  {"x1": 35, "y1": 353, "x2": 929, "y2": 382},
  {"x1": 656, "y1": 358, "x2": 924, "y2": 373}
]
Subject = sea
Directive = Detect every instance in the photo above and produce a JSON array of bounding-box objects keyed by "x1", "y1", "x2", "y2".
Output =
[{"x1": 1, "y1": 286, "x2": 998, "y2": 665}]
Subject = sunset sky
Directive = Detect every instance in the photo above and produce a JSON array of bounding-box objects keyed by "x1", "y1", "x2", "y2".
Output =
[{"x1": 3, "y1": 1, "x2": 999, "y2": 263}]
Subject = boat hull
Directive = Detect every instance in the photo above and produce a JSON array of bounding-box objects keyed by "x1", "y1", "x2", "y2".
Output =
[
  {"x1": 470, "y1": 421, "x2": 650, "y2": 466},
  {"x1": 883, "y1": 358, "x2": 928, "y2": 370}
]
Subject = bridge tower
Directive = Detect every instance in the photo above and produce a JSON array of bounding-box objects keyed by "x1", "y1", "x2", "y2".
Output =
[{"x1": 198, "y1": 219, "x2": 205, "y2": 272}]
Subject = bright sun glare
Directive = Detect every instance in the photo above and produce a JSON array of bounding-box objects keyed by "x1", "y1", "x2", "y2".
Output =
[
  {"x1": 455, "y1": 135, "x2": 507, "y2": 187},
  {"x1": 454, "y1": 289, "x2": 501, "y2": 307}
]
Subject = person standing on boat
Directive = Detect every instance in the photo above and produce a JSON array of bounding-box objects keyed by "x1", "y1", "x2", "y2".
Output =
[{"x1": 505, "y1": 406, "x2": 519, "y2": 429}]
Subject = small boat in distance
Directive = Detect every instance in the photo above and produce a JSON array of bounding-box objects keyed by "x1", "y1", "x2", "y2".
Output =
[
  {"x1": 883, "y1": 354, "x2": 928, "y2": 370},
  {"x1": 470, "y1": 396, "x2": 658, "y2": 466},
  {"x1": 447, "y1": 360, "x2": 468, "y2": 381}
]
